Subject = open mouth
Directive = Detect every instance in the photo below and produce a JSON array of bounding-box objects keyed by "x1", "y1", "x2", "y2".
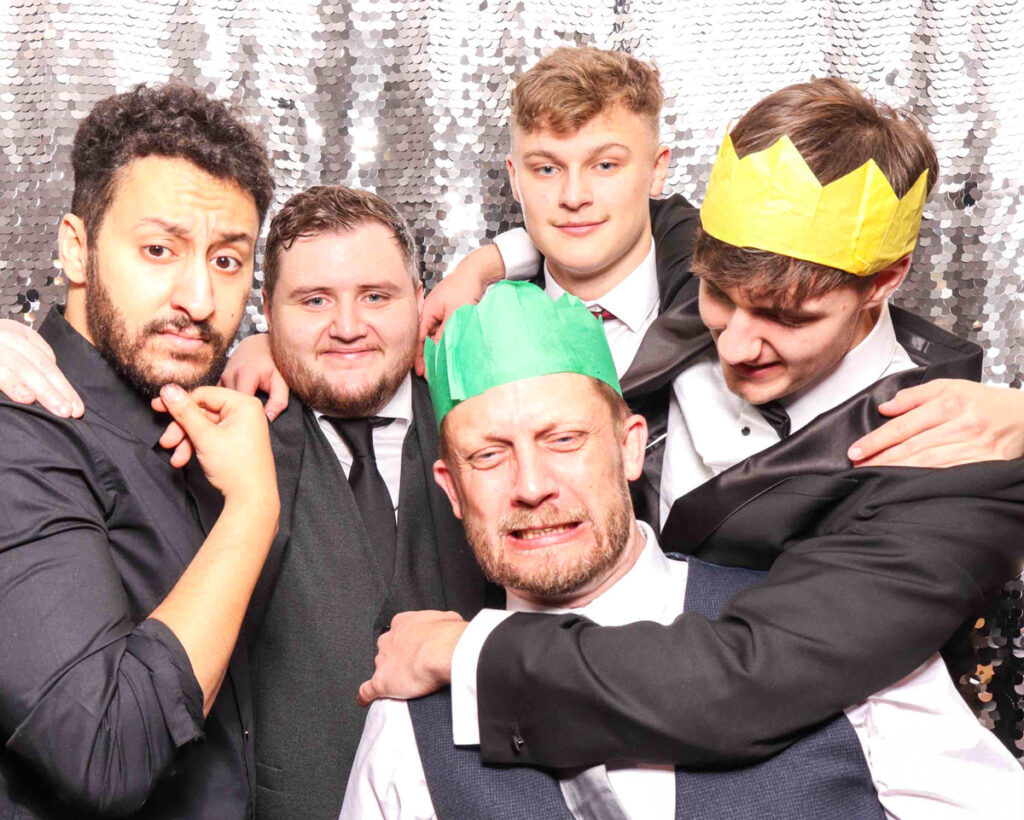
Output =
[{"x1": 512, "y1": 522, "x2": 581, "y2": 540}]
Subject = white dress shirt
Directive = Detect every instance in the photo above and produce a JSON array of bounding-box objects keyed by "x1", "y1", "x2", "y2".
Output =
[
  {"x1": 659, "y1": 302, "x2": 915, "y2": 524},
  {"x1": 493, "y1": 226, "x2": 659, "y2": 378},
  {"x1": 315, "y1": 373, "x2": 414, "y2": 518},
  {"x1": 341, "y1": 525, "x2": 1024, "y2": 820}
]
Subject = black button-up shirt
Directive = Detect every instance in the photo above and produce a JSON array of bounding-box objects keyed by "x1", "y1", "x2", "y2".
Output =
[{"x1": 0, "y1": 309, "x2": 254, "y2": 818}]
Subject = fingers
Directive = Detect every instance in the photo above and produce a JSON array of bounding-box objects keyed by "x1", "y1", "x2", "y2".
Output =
[
  {"x1": 159, "y1": 384, "x2": 217, "y2": 445},
  {"x1": 875, "y1": 379, "x2": 946, "y2": 417},
  {"x1": 232, "y1": 368, "x2": 262, "y2": 398},
  {"x1": 848, "y1": 385, "x2": 956, "y2": 462},
  {"x1": 356, "y1": 678, "x2": 380, "y2": 708},
  {"x1": 857, "y1": 438, "x2": 981, "y2": 469},
  {"x1": 264, "y1": 370, "x2": 290, "y2": 421},
  {"x1": 0, "y1": 345, "x2": 84, "y2": 417},
  {"x1": 416, "y1": 304, "x2": 444, "y2": 378}
]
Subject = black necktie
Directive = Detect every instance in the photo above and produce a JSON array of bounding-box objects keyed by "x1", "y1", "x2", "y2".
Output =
[
  {"x1": 756, "y1": 399, "x2": 791, "y2": 440},
  {"x1": 329, "y1": 417, "x2": 397, "y2": 584}
]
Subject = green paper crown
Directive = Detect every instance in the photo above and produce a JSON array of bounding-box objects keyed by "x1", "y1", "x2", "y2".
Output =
[{"x1": 424, "y1": 280, "x2": 622, "y2": 424}]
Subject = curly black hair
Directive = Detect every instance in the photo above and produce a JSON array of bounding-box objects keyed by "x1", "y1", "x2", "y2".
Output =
[{"x1": 70, "y1": 82, "x2": 274, "y2": 236}]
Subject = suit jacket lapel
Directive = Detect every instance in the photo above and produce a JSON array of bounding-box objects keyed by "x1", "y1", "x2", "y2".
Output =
[
  {"x1": 662, "y1": 308, "x2": 984, "y2": 555},
  {"x1": 244, "y1": 395, "x2": 308, "y2": 648}
]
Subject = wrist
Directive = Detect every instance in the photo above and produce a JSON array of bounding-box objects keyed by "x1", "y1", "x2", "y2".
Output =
[{"x1": 479, "y1": 244, "x2": 506, "y2": 286}]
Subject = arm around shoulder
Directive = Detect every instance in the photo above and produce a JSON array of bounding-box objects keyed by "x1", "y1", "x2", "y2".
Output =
[{"x1": 475, "y1": 461, "x2": 1024, "y2": 768}]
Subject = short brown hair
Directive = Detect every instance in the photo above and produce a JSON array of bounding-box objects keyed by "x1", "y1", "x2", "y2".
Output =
[
  {"x1": 262, "y1": 185, "x2": 419, "y2": 298},
  {"x1": 510, "y1": 47, "x2": 663, "y2": 138},
  {"x1": 694, "y1": 77, "x2": 939, "y2": 307}
]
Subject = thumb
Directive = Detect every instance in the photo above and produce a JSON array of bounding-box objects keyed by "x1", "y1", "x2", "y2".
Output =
[{"x1": 159, "y1": 384, "x2": 213, "y2": 445}]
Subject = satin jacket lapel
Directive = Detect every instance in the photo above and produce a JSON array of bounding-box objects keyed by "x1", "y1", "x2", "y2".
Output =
[{"x1": 662, "y1": 309, "x2": 984, "y2": 556}]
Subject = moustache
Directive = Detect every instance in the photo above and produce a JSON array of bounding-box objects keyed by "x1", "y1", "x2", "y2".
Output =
[
  {"x1": 143, "y1": 315, "x2": 218, "y2": 345},
  {"x1": 497, "y1": 505, "x2": 592, "y2": 537}
]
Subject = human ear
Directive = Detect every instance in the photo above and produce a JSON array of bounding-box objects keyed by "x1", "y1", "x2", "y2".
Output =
[
  {"x1": 432, "y1": 458, "x2": 464, "y2": 520},
  {"x1": 649, "y1": 144, "x2": 671, "y2": 198},
  {"x1": 58, "y1": 214, "x2": 89, "y2": 285},
  {"x1": 620, "y1": 413, "x2": 648, "y2": 481},
  {"x1": 862, "y1": 255, "x2": 912, "y2": 310},
  {"x1": 507, "y1": 155, "x2": 521, "y2": 203}
]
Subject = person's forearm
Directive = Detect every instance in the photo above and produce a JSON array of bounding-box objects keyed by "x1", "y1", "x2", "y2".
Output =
[
  {"x1": 476, "y1": 462, "x2": 1024, "y2": 767},
  {"x1": 149, "y1": 493, "x2": 278, "y2": 714}
]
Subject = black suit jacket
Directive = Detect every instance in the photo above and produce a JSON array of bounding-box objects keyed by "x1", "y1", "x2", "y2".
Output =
[
  {"x1": 474, "y1": 200, "x2": 1024, "y2": 769},
  {"x1": 250, "y1": 377, "x2": 490, "y2": 820}
]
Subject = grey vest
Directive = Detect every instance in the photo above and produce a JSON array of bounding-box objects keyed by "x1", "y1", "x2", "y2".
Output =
[{"x1": 408, "y1": 558, "x2": 886, "y2": 820}]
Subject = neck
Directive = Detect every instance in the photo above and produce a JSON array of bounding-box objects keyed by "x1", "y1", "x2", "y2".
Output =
[
  {"x1": 849, "y1": 303, "x2": 881, "y2": 350},
  {"x1": 546, "y1": 230, "x2": 652, "y2": 302},
  {"x1": 63, "y1": 289, "x2": 94, "y2": 345},
  {"x1": 512, "y1": 517, "x2": 647, "y2": 610}
]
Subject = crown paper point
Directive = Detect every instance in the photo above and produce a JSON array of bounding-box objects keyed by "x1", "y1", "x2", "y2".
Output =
[
  {"x1": 424, "y1": 280, "x2": 621, "y2": 425},
  {"x1": 700, "y1": 133, "x2": 929, "y2": 276}
]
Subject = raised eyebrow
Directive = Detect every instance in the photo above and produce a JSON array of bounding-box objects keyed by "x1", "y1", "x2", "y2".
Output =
[{"x1": 136, "y1": 217, "x2": 190, "y2": 239}]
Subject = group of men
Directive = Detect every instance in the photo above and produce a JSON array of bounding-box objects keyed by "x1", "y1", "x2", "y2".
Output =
[{"x1": 1, "y1": 45, "x2": 1023, "y2": 820}]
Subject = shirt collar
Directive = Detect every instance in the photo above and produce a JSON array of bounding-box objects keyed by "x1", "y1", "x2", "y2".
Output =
[
  {"x1": 782, "y1": 301, "x2": 902, "y2": 432},
  {"x1": 39, "y1": 307, "x2": 171, "y2": 449},
  {"x1": 543, "y1": 239, "x2": 659, "y2": 334},
  {"x1": 505, "y1": 521, "x2": 680, "y2": 626},
  {"x1": 314, "y1": 371, "x2": 414, "y2": 425}
]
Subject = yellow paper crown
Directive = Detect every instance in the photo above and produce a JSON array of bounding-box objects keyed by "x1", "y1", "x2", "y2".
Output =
[{"x1": 700, "y1": 133, "x2": 929, "y2": 276}]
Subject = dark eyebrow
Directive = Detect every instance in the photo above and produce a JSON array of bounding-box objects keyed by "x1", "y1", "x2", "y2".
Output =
[
  {"x1": 136, "y1": 218, "x2": 190, "y2": 239},
  {"x1": 135, "y1": 218, "x2": 254, "y2": 248}
]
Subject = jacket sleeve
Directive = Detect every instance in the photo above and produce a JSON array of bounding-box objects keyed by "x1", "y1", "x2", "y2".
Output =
[
  {"x1": 476, "y1": 461, "x2": 1024, "y2": 768},
  {"x1": 0, "y1": 407, "x2": 205, "y2": 815}
]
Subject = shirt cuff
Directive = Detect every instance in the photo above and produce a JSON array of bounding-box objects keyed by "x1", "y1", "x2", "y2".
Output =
[
  {"x1": 492, "y1": 228, "x2": 541, "y2": 281},
  {"x1": 129, "y1": 618, "x2": 205, "y2": 748},
  {"x1": 451, "y1": 608, "x2": 514, "y2": 746}
]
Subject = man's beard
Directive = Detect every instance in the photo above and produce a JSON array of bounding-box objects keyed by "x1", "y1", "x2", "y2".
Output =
[
  {"x1": 464, "y1": 480, "x2": 633, "y2": 599},
  {"x1": 270, "y1": 331, "x2": 415, "y2": 418},
  {"x1": 85, "y1": 253, "x2": 229, "y2": 398}
]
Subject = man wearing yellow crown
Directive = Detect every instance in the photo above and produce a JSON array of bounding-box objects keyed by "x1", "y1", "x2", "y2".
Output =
[{"x1": 357, "y1": 53, "x2": 1024, "y2": 785}]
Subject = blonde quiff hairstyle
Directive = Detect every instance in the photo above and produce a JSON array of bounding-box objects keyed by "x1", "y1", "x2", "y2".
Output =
[{"x1": 510, "y1": 47, "x2": 664, "y2": 138}]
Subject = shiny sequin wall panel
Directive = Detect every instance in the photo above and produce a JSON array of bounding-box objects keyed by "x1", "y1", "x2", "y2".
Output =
[{"x1": 0, "y1": 0, "x2": 1021, "y2": 761}]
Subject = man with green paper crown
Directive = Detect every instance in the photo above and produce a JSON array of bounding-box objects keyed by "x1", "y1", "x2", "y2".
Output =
[
  {"x1": 358, "y1": 69, "x2": 1024, "y2": 772},
  {"x1": 342, "y1": 280, "x2": 1024, "y2": 819}
]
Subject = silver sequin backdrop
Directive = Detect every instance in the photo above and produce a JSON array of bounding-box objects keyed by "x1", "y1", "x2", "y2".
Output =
[{"x1": 0, "y1": 0, "x2": 1022, "y2": 760}]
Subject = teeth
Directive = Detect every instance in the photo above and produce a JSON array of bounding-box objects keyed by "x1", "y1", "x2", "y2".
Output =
[{"x1": 516, "y1": 525, "x2": 574, "y2": 540}]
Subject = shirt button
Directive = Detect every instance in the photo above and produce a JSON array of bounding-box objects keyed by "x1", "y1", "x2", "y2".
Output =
[{"x1": 741, "y1": 426, "x2": 751, "y2": 436}]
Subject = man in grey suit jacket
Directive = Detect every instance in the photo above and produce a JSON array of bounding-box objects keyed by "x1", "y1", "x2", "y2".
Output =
[{"x1": 244, "y1": 185, "x2": 489, "y2": 820}]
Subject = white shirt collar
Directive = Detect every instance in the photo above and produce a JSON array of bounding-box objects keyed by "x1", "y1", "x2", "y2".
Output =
[
  {"x1": 543, "y1": 239, "x2": 659, "y2": 334},
  {"x1": 782, "y1": 302, "x2": 903, "y2": 432},
  {"x1": 314, "y1": 371, "x2": 414, "y2": 424},
  {"x1": 505, "y1": 521, "x2": 685, "y2": 627}
]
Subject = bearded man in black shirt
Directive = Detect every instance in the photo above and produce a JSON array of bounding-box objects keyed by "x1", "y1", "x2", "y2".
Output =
[{"x1": 0, "y1": 84, "x2": 280, "y2": 819}]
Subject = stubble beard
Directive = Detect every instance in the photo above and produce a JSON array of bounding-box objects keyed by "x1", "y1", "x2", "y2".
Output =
[
  {"x1": 270, "y1": 331, "x2": 415, "y2": 419},
  {"x1": 464, "y1": 480, "x2": 634, "y2": 600},
  {"x1": 84, "y1": 252, "x2": 230, "y2": 398}
]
